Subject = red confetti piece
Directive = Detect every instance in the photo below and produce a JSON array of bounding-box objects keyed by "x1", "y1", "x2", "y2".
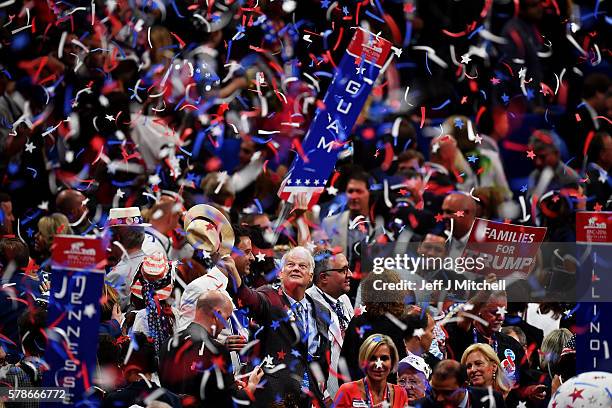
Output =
[
  {"x1": 583, "y1": 130, "x2": 595, "y2": 158},
  {"x1": 419, "y1": 106, "x2": 426, "y2": 128},
  {"x1": 595, "y1": 115, "x2": 612, "y2": 125},
  {"x1": 475, "y1": 106, "x2": 486, "y2": 126},
  {"x1": 292, "y1": 138, "x2": 309, "y2": 163},
  {"x1": 169, "y1": 31, "x2": 185, "y2": 48},
  {"x1": 333, "y1": 27, "x2": 344, "y2": 51}
]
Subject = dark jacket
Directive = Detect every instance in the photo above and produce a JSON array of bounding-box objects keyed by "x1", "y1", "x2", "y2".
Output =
[
  {"x1": 0, "y1": 273, "x2": 41, "y2": 362},
  {"x1": 158, "y1": 322, "x2": 251, "y2": 406},
  {"x1": 413, "y1": 386, "x2": 506, "y2": 408},
  {"x1": 237, "y1": 283, "x2": 331, "y2": 408},
  {"x1": 102, "y1": 380, "x2": 182, "y2": 408}
]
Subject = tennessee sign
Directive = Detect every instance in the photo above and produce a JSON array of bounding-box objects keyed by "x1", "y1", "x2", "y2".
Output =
[
  {"x1": 42, "y1": 235, "x2": 106, "y2": 407},
  {"x1": 278, "y1": 27, "x2": 395, "y2": 206},
  {"x1": 461, "y1": 218, "x2": 547, "y2": 277}
]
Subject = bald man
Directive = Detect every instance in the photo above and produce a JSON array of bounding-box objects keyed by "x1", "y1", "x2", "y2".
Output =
[
  {"x1": 55, "y1": 189, "x2": 92, "y2": 235},
  {"x1": 159, "y1": 290, "x2": 262, "y2": 405},
  {"x1": 441, "y1": 192, "x2": 477, "y2": 259}
]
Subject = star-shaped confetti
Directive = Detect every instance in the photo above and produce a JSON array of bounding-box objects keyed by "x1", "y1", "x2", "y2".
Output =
[
  {"x1": 501, "y1": 93, "x2": 510, "y2": 104},
  {"x1": 26, "y1": 228, "x2": 34, "y2": 237},
  {"x1": 84, "y1": 303, "x2": 96, "y2": 318},
  {"x1": 115, "y1": 189, "x2": 125, "y2": 199},
  {"x1": 38, "y1": 201, "x2": 49, "y2": 211},
  {"x1": 24, "y1": 142, "x2": 36, "y2": 153},
  {"x1": 321, "y1": 0, "x2": 330, "y2": 8},
  {"x1": 526, "y1": 150, "x2": 536, "y2": 159},
  {"x1": 496, "y1": 306, "x2": 507, "y2": 318},
  {"x1": 520, "y1": 185, "x2": 528, "y2": 193},
  {"x1": 434, "y1": 213, "x2": 444, "y2": 223},
  {"x1": 271, "y1": 320, "x2": 280, "y2": 330},
  {"x1": 490, "y1": 77, "x2": 501, "y2": 85},
  {"x1": 455, "y1": 210, "x2": 464, "y2": 217},
  {"x1": 467, "y1": 155, "x2": 478, "y2": 163},
  {"x1": 374, "y1": 358, "x2": 383, "y2": 369},
  {"x1": 262, "y1": 354, "x2": 275, "y2": 367},
  {"x1": 326, "y1": 185, "x2": 338, "y2": 196},
  {"x1": 255, "y1": 252, "x2": 266, "y2": 262},
  {"x1": 594, "y1": 202, "x2": 603, "y2": 211},
  {"x1": 460, "y1": 54, "x2": 471, "y2": 64}
]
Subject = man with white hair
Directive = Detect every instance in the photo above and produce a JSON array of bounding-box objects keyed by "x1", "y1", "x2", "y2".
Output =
[{"x1": 236, "y1": 246, "x2": 332, "y2": 408}]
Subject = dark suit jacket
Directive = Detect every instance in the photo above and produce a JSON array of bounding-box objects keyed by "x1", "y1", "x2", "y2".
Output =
[
  {"x1": 102, "y1": 380, "x2": 182, "y2": 408},
  {"x1": 237, "y1": 283, "x2": 331, "y2": 408},
  {"x1": 158, "y1": 322, "x2": 250, "y2": 406},
  {"x1": 413, "y1": 387, "x2": 506, "y2": 408},
  {"x1": 585, "y1": 165, "x2": 612, "y2": 210}
]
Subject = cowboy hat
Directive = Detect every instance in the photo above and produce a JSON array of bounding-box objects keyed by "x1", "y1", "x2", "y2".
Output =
[
  {"x1": 107, "y1": 207, "x2": 151, "y2": 227},
  {"x1": 183, "y1": 204, "x2": 234, "y2": 255}
]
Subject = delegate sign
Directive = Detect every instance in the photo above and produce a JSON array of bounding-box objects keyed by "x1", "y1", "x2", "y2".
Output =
[
  {"x1": 461, "y1": 218, "x2": 547, "y2": 277},
  {"x1": 42, "y1": 235, "x2": 106, "y2": 407},
  {"x1": 278, "y1": 27, "x2": 394, "y2": 207}
]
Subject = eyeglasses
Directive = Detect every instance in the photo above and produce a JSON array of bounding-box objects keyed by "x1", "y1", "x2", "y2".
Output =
[
  {"x1": 398, "y1": 379, "x2": 421, "y2": 388},
  {"x1": 322, "y1": 266, "x2": 351, "y2": 275}
]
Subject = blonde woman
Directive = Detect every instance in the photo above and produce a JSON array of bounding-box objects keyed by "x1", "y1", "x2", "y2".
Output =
[
  {"x1": 334, "y1": 334, "x2": 408, "y2": 408},
  {"x1": 33, "y1": 213, "x2": 73, "y2": 261},
  {"x1": 461, "y1": 343, "x2": 512, "y2": 397}
]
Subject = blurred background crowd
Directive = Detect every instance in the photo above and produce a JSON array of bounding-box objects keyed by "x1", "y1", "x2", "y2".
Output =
[{"x1": 0, "y1": 0, "x2": 610, "y2": 407}]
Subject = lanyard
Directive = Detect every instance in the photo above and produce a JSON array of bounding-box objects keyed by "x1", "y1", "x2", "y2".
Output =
[
  {"x1": 473, "y1": 328, "x2": 498, "y2": 354},
  {"x1": 363, "y1": 378, "x2": 389, "y2": 408}
]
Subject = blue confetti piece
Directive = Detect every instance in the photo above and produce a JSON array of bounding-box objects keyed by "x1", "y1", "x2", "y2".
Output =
[
  {"x1": 467, "y1": 25, "x2": 483, "y2": 40},
  {"x1": 425, "y1": 52, "x2": 432, "y2": 76},
  {"x1": 364, "y1": 10, "x2": 385, "y2": 23},
  {"x1": 432, "y1": 99, "x2": 451, "y2": 111}
]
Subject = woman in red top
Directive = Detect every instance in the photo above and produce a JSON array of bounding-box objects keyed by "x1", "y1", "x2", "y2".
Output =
[{"x1": 333, "y1": 333, "x2": 409, "y2": 408}]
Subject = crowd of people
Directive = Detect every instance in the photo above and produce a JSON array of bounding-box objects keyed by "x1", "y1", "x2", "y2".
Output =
[{"x1": 0, "y1": 0, "x2": 611, "y2": 407}]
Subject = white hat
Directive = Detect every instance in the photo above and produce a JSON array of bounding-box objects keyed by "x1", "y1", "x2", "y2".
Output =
[
  {"x1": 107, "y1": 207, "x2": 151, "y2": 227},
  {"x1": 183, "y1": 204, "x2": 234, "y2": 255},
  {"x1": 398, "y1": 354, "x2": 432, "y2": 379},
  {"x1": 548, "y1": 371, "x2": 612, "y2": 408}
]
